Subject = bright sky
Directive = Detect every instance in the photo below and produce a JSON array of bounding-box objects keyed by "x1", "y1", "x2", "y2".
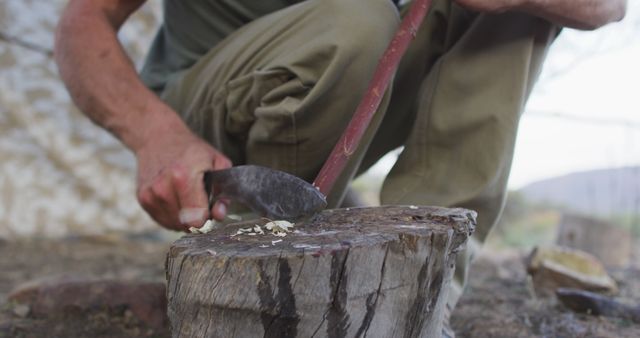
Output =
[
  {"x1": 511, "y1": 2, "x2": 640, "y2": 188},
  {"x1": 367, "y1": 3, "x2": 640, "y2": 190}
]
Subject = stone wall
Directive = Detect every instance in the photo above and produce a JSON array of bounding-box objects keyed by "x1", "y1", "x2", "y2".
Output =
[{"x1": 0, "y1": 0, "x2": 162, "y2": 237}]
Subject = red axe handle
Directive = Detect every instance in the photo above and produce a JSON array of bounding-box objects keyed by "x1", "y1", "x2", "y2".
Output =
[{"x1": 313, "y1": 0, "x2": 433, "y2": 196}]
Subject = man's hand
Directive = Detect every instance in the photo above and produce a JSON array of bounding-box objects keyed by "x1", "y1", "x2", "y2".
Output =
[
  {"x1": 454, "y1": 0, "x2": 626, "y2": 30},
  {"x1": 453, "y1": 0, "x2": 519, "y2": 13},
  {"x1": 55, "y1": 0, "x2": 237, "y2": 231},
  {"x1": 135, "y1": 129, "x2": 232, "y2": 231}
]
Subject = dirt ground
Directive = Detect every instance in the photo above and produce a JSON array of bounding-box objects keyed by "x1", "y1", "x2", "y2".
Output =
[
  {"x1": 0, "y1": 234, "x2": 170, "y2": 338},
  {"x1": 0, "y1": 235, "x2": 638, "y2": 338},
  {"x1": 452, "y1": 251, "x2": 640, "y2": 338}
]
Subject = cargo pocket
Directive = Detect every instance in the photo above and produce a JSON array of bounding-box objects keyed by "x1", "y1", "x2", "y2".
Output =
[{"x1": 224, "y1": 67, "x2": 311, "y2": 175}]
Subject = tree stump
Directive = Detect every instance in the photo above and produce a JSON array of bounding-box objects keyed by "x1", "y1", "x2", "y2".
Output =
[
  {"x1": 557, "y1": 213, "x2": 631, "y2": 267},
  {"x1": 166, "y1": 206, "x2": 476, "y2": 338}
]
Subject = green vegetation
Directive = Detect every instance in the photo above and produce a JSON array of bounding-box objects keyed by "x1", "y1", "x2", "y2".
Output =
[
  {"x1": 487, "y1": 191, "x2": 560, "y2": 249},
  {"x1": 487, "y1": 191, "x2": 640, "y2": 250},
  {"x1": 610, "y1": 213, "x2": 640, "y2": 236},
  {"x1": 351, "y1": 173, "x2": 640, "y2": 250}
]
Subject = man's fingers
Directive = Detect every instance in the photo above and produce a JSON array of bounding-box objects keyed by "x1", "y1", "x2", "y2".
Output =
[
  {"x1": 209, "y1": 153, "x2": 232, "y2": 221},
  {"x1": 174, "y1": 169, "x2": 210, "y2": 228},
  {"x1": 137, "y1": 187, "x2": 155, "y2": 212},
  {"x1": 175, "y1": 154, "x2": 232, "y2": 226},
  {"x1": 137, "y1": 168, "x2": 195, "y2": 230},
  {"x1": 138, "y1": 186, "x2": 183, "y2": 231},
  {"x1": 178, "y1": 208, "x2": 208, "y2": 225},
  {"x1": 214, "y1": 155, "x2": 232, "y2": 170},
  {"x1": 150, "y1": 173, "x2": 179, "y2": 212},
  {"x1": 211, "y1": 200, "x2": 228, "y2": 221}
]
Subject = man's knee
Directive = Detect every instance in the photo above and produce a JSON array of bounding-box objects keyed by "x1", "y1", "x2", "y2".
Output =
[{"x1": 320, "y1": 0, "x2": 400, "y2": 57}]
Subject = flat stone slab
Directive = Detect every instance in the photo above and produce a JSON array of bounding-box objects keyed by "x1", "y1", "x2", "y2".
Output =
[{"x1": 8, "y1": 276, "x2": 167, "y2": 330}]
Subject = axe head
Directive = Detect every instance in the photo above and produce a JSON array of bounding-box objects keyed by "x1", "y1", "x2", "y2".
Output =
[{"x1": 204, "y1": 165, "x2": 327, "y2": 221}]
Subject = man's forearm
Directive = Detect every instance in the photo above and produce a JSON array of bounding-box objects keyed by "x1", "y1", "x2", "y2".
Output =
[
  {"x1": 518, "y1": 0, "x2": 626, "y2": 30},
  {"x1": 55, "y1": 0, "x2": 191, "y2": 153},
  {"x1": 56, "y1": 0, "x2": 233, "y2": 230}
]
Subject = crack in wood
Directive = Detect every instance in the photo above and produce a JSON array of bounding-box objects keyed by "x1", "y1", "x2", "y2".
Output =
[
  {"x1": 327, "y1": 250, "x2": 351, "y2": 338},
  {"x1": 291, "y1": 251, "x2": 306, "y2": 291},
  {"x1": 209, "y1": 254, "x2": 234, "y2": 295},
  {"x1": 263, "y1": 257, "x2": 284, "y2": 335},
  {"x1": 188, "y1": 253, "x2": 238, "y2": 336},
  {"x1": 198, "y1": 253, "x2": 237, "y2": 336},
  {"x1": 403, "y1": 233, "x2": 446, "y2": 338},
  {"x1": 203, "y1": 305, "x2": 215, "y2": 338},
  {"x1": 310, "y1": 308, "x2": 329, "y2": 337},
  {"x1": 256, "y1": 260, "x2": 276, "y2": 334},
  {"x1": 256, "y1": 257, "x2": 300, "y2": 338},
  {"x1": 270, "y1": 250, "x2": 284, "y2": 300},
  {"x1": 357, "y1": 243, "x2": 390, "y2": 338},
  {"x1": 171, "y1": 254, "x2": 189, "y2": 335},
  {"x1": 170, "y1": 254, "x2": 187, "y2": 299},
  {"x1": 310, "y1": 249, "x2": 351, "y2": 338}
]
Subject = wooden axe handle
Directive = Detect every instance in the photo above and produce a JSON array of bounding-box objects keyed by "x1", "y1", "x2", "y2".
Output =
[{"x1": 313, "y1": 0, "x2": 433, "y2": 196}]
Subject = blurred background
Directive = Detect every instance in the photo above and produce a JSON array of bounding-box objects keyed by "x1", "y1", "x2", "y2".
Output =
[
  {"x1": 0, "y1": 0, "x2": 161, "y2": 238},
  {"x1": 1, "y1": 1, "x2": 639, "y2": 337},
  {"x1": 355, "y1": 1, "x2": 640, "y2": 261},
  {"x1": 1, "y1": 0, "x2": 639, "y2": 262}
]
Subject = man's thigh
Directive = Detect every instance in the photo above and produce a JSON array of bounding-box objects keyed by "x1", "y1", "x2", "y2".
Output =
[
  {"x1": 160, "y1": 0, "x2": 400, "y2": 207},
  {"x1": 376, "y1": 2, "x2": 559, "y2": 307},
  {"x1": 141, "y1": 0, "x2": 305, "y2": 93}
]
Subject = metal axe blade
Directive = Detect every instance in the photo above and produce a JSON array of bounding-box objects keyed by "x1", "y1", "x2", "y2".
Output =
[
  {"x1": 201, "y1": 0, "x2": 432, "y2": 221},
  {"x1": 204, "y1": 165, "x2": 327, "y2": 220}
]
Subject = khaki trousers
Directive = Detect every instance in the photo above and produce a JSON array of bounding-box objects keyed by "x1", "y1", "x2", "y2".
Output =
[{"x1": 141, "y1": 0, "x2": 559, "y2": 308}]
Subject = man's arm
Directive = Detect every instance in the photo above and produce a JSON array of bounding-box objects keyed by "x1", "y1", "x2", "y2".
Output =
[
  {"x1": 456, "y1": 0, "x2": 627, "y2": 30},
  {"x1": 55, "y1": 0, "x2": 231, "y2": 231}
]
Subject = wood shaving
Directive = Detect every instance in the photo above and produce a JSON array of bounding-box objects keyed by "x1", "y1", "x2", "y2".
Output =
[
  {"x1": 189, "y1": 219, "x2": 217, "y2": 234},
  {"x1": 227, "y1": 214, "x2": 242, "y2": 221},
  {"x1": 264, "y1": 220, "x2": 293, "y2": 232},
  {"x1": 264, "y1": 220, "x2": 294, "y2": 237},
  {"x1": 230, "y1": 227, "x2": 254, "y2": 237},
  {"x1": 230, "y1": 220, "x2": 295, "y2": 239}
]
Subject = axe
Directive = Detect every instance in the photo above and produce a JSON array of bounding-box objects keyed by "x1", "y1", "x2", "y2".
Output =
[{"x1": 204, "y1": 0, "x2": 433, "y2": 220}]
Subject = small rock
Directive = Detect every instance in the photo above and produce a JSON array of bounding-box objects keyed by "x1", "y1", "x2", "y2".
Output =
[
  {"x1": 526, "y1": 246, "x2": 618, "y2": 297},
  {"x1": 11, "y1": 304, "x2": 30, "y2": 317}
]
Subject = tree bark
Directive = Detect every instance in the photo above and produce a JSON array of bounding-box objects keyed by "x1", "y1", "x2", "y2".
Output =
[
  {"x1": 557, "y1": 213, "x2": 631, "y2": 267},
  {"x1": 166, "y1": 206, "x2": 476, "y2": 338}
]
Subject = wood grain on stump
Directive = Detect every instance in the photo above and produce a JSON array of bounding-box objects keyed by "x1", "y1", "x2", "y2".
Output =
[{"x1": 166, "y1": 206, "x2": 476, "y2": 338}]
